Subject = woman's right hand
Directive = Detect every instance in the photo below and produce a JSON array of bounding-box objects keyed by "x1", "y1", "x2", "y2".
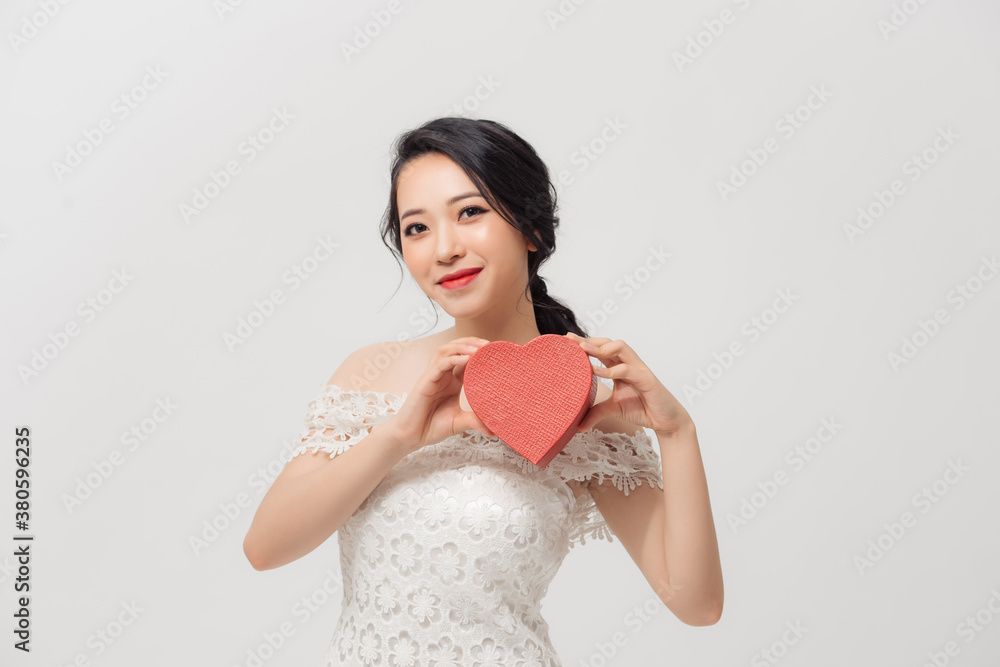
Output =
[{"x1": 385, "y1": 337, "x2": 495, "y2": 454}]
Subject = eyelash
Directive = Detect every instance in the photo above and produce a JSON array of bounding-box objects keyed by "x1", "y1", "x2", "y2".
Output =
[{"x1": 403, "y1": 206, "x2": 487, "y2": 237}]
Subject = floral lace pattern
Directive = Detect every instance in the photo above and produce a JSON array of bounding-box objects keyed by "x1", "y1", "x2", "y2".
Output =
[{"x1": 288, "y1": 384, "x2": 663, "y2": 666}]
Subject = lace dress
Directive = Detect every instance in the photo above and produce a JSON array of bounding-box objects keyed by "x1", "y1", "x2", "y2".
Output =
[{"x1": 286, "y1": 383, "x2": 664, "y2": 667}]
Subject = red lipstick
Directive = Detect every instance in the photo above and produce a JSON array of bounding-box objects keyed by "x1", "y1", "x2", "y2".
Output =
[{"x1": 438, "y1": 268, "x2": 482, "y2": 290}]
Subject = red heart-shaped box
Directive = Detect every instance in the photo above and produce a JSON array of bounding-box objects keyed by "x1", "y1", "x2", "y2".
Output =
[{"x1": 463, "y1": 333, "x2": 599, "y2": 468}]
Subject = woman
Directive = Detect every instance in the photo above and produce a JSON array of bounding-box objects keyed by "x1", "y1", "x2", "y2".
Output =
[{"x1": 243, "y1": 117, "x2": 723, "y2": 665}]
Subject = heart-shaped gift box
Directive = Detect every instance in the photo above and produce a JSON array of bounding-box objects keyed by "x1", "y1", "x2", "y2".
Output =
[{"x1": 463, "y1": 333, "x2": 599, "y2": 468}]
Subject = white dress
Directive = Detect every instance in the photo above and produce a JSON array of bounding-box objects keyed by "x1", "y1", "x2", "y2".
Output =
[{"x1": 286, "y1": 383, "x2": 664, "y2": 667}]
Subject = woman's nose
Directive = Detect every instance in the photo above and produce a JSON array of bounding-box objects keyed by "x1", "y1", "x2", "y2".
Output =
[{"x1": 434, "y1": 223, "x2": 465, "y2": 262}]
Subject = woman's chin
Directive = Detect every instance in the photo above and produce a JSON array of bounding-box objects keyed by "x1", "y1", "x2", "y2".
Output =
[{"x1": 437, "y1": 300, "x2": 484, "y2": 321}]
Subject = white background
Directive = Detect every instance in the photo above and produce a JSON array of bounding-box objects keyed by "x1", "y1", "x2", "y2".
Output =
[{"x1": 2, "y1": 0, "x2": 999, "y2": 665}]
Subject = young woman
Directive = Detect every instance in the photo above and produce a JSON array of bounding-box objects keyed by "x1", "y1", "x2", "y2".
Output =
[{"x1": 243, "y1": 117, "x2": 723, "y2": 666}]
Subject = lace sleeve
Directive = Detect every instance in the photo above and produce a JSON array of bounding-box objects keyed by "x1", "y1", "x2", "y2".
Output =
[
  {"x1": 550, "y1": 426, "x2": 664, "y2": 549},
  {"x1": 286, "y1": 384, "x2": 404, "y2": 461}
]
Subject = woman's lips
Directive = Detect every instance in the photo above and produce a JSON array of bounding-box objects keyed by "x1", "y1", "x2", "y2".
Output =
[{"x1": 439, "y1": 269, "x2": 482, "y2": 290}]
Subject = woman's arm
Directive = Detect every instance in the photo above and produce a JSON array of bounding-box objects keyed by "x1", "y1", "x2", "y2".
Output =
[
  {"x1": 243, "y1": 420, "x2": 410, "y2": 571},
  {"x1": 243, "y1": 336, "x2": 492, "y2": 572},
  {"x1": 587, "y1": 418, "x2": 723, "y2": 626},
  {"x1": 563, "y1": 332, "x2": 723, "y2": 625},
  {"x1": 654, "y1": 421, "x2": 723, "y2": 622}
]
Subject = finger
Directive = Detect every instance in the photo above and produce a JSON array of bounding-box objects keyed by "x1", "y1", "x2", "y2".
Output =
[
  {"x1": 570, "y1": 335, "x2": 619, "y2": 363},
  {"x1": 457, "y1": 410, "x2": 494, "y2": 438},
  {"x1": 433, "y1": 354, "x2": 474, "y2": 381},
  {"x1": 446, "y1": 342, "x2": 486, "y2": 369},
  {"x1": 592, "y1": 362, "x2": 633, "y2": 381},
  {"x1": 434, "y1": 338, "x2": 487, "y2": 362},
  {"x1": 595, "y1": 361, "x2": 660, "y2": 391},
  {"x1": 578, "y1": 399, "x2": 616, "y2": 432},
  {"x1": 452, "y1": 353, "x2": 476, "y2": 382},
  {"x1": 566, "y1": 332, "x2": 611, "y2": 345},
  {"x1": 586, "y1": 339, "x2": 622, "y2": 365},
  {"x1": 586, "y1": 338, "x2": 646, "y2": 369},
  {"x1": 567, "y1": 332, "x2": 612, "y2": 349},
  {"x1": 586, "y1": 336, "x2": 614, "y2": 346},
  {"x1": 473, "y1": 415, "x2": 495, "y2": 438},
  {"x1": 453, "y1": 337, "x2": 490, "y2": 349},
  {"x1": 566, "y1": 331, "x2": 615, "y2": 352}
]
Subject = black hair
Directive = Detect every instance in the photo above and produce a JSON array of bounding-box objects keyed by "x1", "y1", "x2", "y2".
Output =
[{"x1": 379, "y1": 116, "x2": 588, "y2": 337}]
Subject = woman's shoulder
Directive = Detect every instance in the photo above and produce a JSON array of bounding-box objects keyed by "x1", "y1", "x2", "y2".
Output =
[{"x1": 323, "y1": 332, "x2": 445, "y2": 395}]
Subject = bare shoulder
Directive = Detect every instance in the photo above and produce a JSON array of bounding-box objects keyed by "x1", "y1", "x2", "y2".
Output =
[
  {"x1": 323, "y1": 341, "x2": 389, "y2": 388},
  {"x1": 325, "y1": 336, "x2": 435, "y2": 394},
  {"x1": 271, "y1": 339, "x2": 416, "y2": 485}
]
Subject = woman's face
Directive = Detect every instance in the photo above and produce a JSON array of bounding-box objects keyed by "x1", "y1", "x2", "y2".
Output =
[{"x1": 397, "y1": 152, "x2": 537, "y2": 317}]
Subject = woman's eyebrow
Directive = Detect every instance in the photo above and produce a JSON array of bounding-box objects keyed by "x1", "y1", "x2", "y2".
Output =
[{"x1": 400, "y1": 192, "x2": 482, "y2": 222}]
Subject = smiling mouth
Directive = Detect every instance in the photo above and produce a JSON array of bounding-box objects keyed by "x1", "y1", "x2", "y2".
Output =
[{"x1": 439, "y1": 269, "x2": 482, "y2": 289}]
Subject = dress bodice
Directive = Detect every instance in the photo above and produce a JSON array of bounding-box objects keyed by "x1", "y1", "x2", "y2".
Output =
[{"x1": 286, "y1": 383, "x2": 663, "y2": 666}]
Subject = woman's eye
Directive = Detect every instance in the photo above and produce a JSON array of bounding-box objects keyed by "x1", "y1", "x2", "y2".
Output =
[
  {"x1": 404, "y1": 207, "x2": 485, "y2": 236},
  {"x1": 460, "y1": 206, "x2": 487, "y2": 219}
]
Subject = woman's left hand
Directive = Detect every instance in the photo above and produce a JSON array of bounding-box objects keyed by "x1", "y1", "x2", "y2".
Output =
[{"x1": 565, "y1": 332, "x2": 694, "y2": 437}]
